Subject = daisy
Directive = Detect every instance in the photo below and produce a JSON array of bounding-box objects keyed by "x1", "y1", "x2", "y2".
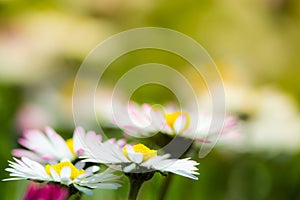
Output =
[
  {"x1": 3, "y1": 157, "x2": 122, "y2": 195},
  {"x1": 76, "y1": 129, "x2": 199, "y2": 180},
  {"x1": 163, "y1": 110, "x2": 239, "y2": 142},
  {"x1": 116, "y1": 102, "x2": 239, "y2": 143},
  {"x1": 12, "y1": 126, "x2": 127, "y2": 163},
  {"x1": 12, "y1": 127, "x2": 83, "y2": 163}
]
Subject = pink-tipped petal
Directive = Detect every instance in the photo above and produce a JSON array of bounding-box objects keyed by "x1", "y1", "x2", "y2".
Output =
[
  {"x1": 76, "y1": 149, "x2": 84, "y2": 155},
  {"x1": 195, "y1": 138, "x2": 211, "y2": 143},
  {"x1": 12, "y1": 149, "x2": 43, "y2": 162},
  {"x1": 109, "y1": 138, "x2": 116, "y2": 143}
]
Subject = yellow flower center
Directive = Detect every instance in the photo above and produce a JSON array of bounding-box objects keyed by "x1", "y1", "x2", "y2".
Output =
[
  {"x1": 123, "y1": 144, "x2": 157, "y2": 162},
  {"x1": 165, "y1": 112, "x2": 190, "y2": 131},
  {"x1": 66, "y1": 139, "x2": 75, "y2": 155},
  {"x1": 45, "y1": 161, "x2": 84, "y2": 180}
]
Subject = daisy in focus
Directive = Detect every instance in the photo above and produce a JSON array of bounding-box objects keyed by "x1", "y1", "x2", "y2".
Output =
[
  {"x1": 3, "y1": 157, "x2": 122, "y2": 195},
  {"x1": 76, "y1": 129, "x2": 199, "y2": 180}
]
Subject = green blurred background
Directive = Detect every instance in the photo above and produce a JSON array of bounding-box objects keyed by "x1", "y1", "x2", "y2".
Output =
[{"x1": 1, "y1": 0, "x2": 300, "y2": 199}]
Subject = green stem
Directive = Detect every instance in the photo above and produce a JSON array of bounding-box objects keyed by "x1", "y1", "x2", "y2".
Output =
[
  {"x1": 68, "y1": 186, "x2": 82, "y2": 200},
  {"x1": 124, "y1": 167, "x2": 155, "y2": 200},
  {"x1": 158, "y1": 174, "x2": 173, "y2": 200},
  {"x1": 128, "y1": 178, "x2": 145, "y2": 200},
  {"x1": 68, "y1": 193, "x2": 81, "y2": 200}
]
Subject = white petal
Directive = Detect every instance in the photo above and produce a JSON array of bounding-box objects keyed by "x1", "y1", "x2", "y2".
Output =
[
  {"x1": 21, "y1": 130, "x2": 56, "y2": 156},
  {"x1": 3, "y1": 177, "x2": 26, "y2": 181},
  {"x1": 45, "y1": 127, "x2": 73, "y2": 160},
  {"x1": 85, "y1": 182, "x2": 121, "y2": 189},
  {"x1": 116, "y1": 138, "x2": 126, "y2": 147},
  {"x1": 4, "y1": 157, "x2": 50, "y2": 181},
  {"x1": 152, "y1": 158, "x2": 199, "y2": 180},
  {"x1": 73, "y1": 127, "x2": 84, "y2": 155},
  {"x1": 171, "y1": 170, "x2": 198, "y2": 180},
  {"x1": 84, "y1": 166, "x2": 100, "y2": 176},
  {"x1": 74, "y1": 184, "x2": 93, "y2": 195},
  {"x1": 75, "y1": 161, "x2": 85, "y2": 170},
  {"x1": 21, "y1": 157, "x2": 49, "y2": 179},
  {"x1": 174, "y1": 114, "x2": 187, "y2": 133},
  {"x1": 125, "y1": 145, "x2": 143, "y2": 164},
  {"x1": 80, "y1": 137, "x2": 129, "y2": 164},
  {"x1": 60, "y1": 166, "x2": 71, "y2": 184},
  {"x1": 123, "y1": 163, "x2": 136, "y2": 173},
  {"x1": 141, "y1": 154, "x2": 170, "y2": 167},
  {"x1": 129, "y1": 153, "x2": 143, "y2": 164},
  {"x1": 81, "y1": 169, "x2": 120, "y2": 184},
  {"x1": 50, "y1": 168, "x2": 60, "y2": 182},
  {"x1": 12, "y1": 149, "x2": 44, "y2": 163}
]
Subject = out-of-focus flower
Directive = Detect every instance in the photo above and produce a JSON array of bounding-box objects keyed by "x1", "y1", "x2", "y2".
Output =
[
  {"x1": 162, "y1": 109, "x2": 239, "y2": 143},
  {"x1": 4, "y1": 157, "x2": 121, "y2": 195},
  {"x1": 115, "y1": 101, "x2": 239, "y2": 143},
  {"x1": 197, "y1": 83, "x2": 260, "y2": 121},
  {"x1": 23, "y1": 182, "x2": 69, "y2": 200},
  {"x1": 221, "y1": 87, "x2": 300, "y2": 153},
  {"x1": 16, "y1": 103, "x2": 54, "y2": 131},
  {"x1": 248, "y1": 88, "x2": 300, "y2": 151},
  {"x1": 12, "y1": 126, "x2": 127, "y2": 163},
  {"x1": 12, "y1": 127, "x2": 85, "y2": 163},
  {"x1": 77, "y1": 130, "x2": 199, "y2": 180}
]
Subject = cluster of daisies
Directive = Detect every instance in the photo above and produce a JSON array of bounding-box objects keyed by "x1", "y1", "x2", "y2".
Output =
[{"x1": 4, "y1": 102, "x2": 238, "y2": 199}]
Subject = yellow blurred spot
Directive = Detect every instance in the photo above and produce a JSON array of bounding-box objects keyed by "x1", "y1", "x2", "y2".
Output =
[
  {"x1": 165, "y1": 112, "x2": 190, "y2": 131},
  {"x1": 66, "y1": 139, "x2": 75, "y2": 155}
]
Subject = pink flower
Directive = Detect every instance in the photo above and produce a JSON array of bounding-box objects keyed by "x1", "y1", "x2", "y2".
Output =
[{"x1": 23, "y1": 182, "x2": 69, "y2": 200}]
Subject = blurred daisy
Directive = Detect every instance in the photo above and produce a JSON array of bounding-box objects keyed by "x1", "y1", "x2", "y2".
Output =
[
  {"x1": 163, "y1": 110, "x2": 239, "y2": 142},
  {"x1": 76, "y1": 129, "x2": 199, "y2": 180},
  {"x1": 12, "y1": 126, "x2": 126, "y2": 164},
  {"x1": 3, "y1": 157, "x2": 121, "y2": 195},
  {"x1": 12, "y1": 127, "x2": 85, "y2": 163},
  {"x1": 16, "y1": 103, "x2": 54, "y2": 131},
  {"x1": 116, "y1": 102, "x2": 239, "y2": 143},
  {"x1": 219, "y1": 86, "x2": 300, "y2": 153}
]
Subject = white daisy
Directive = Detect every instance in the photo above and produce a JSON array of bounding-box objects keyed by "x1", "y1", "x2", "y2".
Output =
[
  {"x1": 3, "y1": 157, "x2": 122, "y2": 195},
  {"x1": 12, "y1": 126, "x2": 126, "y2": 163},
  {"x1": 76, "y1": 130, "x2": 199, "y2": 180},
  {"x1": 12, "y1": 127, "x2": 85, "y2": 163},
  {"x1": 163, "y1": 110, "x2": 239, "y2": 142},
  {"x1": 116, "y1": 102, "x2": 239, "y2": 143}
]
